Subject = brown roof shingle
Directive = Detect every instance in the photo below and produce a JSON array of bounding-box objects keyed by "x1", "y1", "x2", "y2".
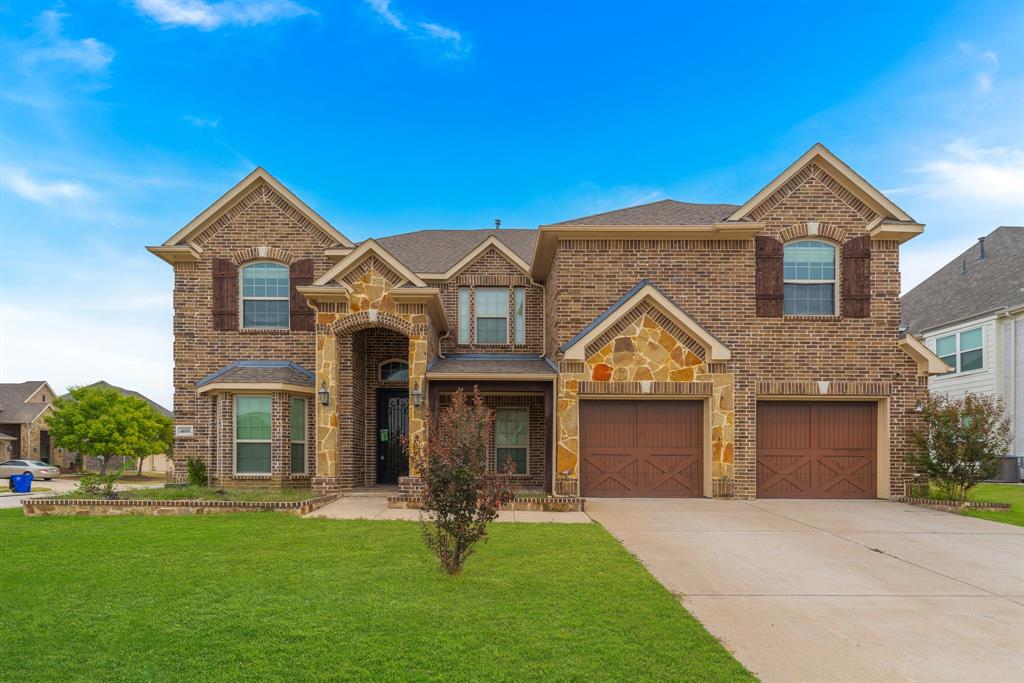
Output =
[
  {"x1": 427, "y1": 354, "x2": 557, "y2": 377},
  {"x1": 196, "y1": 361, "x2": 315, "y2": 388},
  {"x1": 0, "y1": 381, "x2": 50, "y2": 424},
  {"x1": 374, "y1": 229, "x2": 537, "y2": 274},
  {"x1": 548, "y1": 199, "x2": 740, "y2": 226}
]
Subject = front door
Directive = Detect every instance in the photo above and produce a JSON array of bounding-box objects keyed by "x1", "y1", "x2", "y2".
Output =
[{"x1": 376, "y1": 390, "x2": 409, "y2": 484}]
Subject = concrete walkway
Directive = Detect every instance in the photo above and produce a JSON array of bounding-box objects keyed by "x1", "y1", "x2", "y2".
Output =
[
  {"x1": 587, "y1": 498, "x2": 1024, "y2": 683},
  {"x1": 307, "y1": 495, "x2": 591, "y2": 523}
]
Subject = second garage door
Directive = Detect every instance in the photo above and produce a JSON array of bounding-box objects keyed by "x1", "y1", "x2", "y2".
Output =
[
  {"x1": 757, "y1": 401, "x2": 877, "y2": 499},
  {"x1": 580, "y1": 400, "x2": 703, "y2": 497}
]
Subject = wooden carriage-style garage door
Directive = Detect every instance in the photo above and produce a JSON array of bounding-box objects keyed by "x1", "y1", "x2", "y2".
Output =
[
  {"x1": 757, "y1": 401, "x2": 877, "y2": 499},
  {"x1": 580, "y1": 400, "x2": 703, "y2": 497}
]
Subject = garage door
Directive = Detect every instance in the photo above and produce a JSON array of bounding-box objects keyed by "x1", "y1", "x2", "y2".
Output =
[
  {"x1": 757, "y1": 401, "x2": 877, "y2": 499},
  {"x1": 580, "y1": 400, "x2": 703, "y2": 497}
]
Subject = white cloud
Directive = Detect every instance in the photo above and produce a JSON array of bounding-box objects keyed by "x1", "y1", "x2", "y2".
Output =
[
  {"x1": 366, "y1": 0, "x2": 406, "y2": 30},
  {"x1": 0, "y1": 167, "x2": 93, "y2": 203},
  {"x1": 182, "y1": 114, "x2": 221, "y2": 128},
  {"x1": 890, "y1": 139, "x2": 1024, "y2": 203},
  {"x1": 134, "y1": 0, "x2": 314, "y2": 30},
  {"x1": 956, "y1": 42, "x2": 1000, "y2": 94},
  {"x1": 18, "y1": 10, "x2": 115, "y2": 72},
  {"x1": 418, "y1": 22, "x2": 465, "y2": 56}
]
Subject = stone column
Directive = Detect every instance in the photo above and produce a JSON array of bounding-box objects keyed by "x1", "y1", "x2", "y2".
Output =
[
  {"x1": 313, "y1": 331, "x2": 341, "y2": 492},
  {"x1": 405, "y1": 333, "x2": 428, "y2": 477}
]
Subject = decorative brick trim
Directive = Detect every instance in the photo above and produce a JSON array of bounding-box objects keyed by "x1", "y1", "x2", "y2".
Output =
[
  {"x1": 747, "y1": 163, "x2": 878, "y2": 223},
  {"x1": 330, "y1": 311, "x2": 415, "y2": 337},
  {"x1": 579, "y1": 381, "x2": 713, "y2": 396},
  {"x1": 584, "y1": 303, "x2": 706, "y2": 361},
  {"x1": 756, "y1": 381, "x2": 890, "y2": 397},
  {"x1": 778, "y1": 223, "x2": 847, "y2": 243},
  {"x1": 705, "y1": 362, "x2": 728, "y2": 374},
  {"x1": 22, "y1": 494, "x2": 337, "y2": 516},
  {"x1": 194, "y1": 182, "x2": 335, "y2": 248},
  {"x1": 230, "y1": 246, "x2": 294, "y2": 265},
  {"x1": 896, "y1": 496, "x2": 1010, "y2": 512},
  {"x1": 558, "y1": 239, "x2": 752, "y2": 251},
  {"x1": 560, "y1": 361, "x2": 586, "y2": 374}
]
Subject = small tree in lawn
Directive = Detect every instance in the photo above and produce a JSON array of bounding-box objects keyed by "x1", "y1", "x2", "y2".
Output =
[
  {"x1": 409, "y1": 387, "x2": 518, "y2": 575},
  {"x1": 48, "y1": 385, "x2": 173, "y2": 477},
  {"x1": 908, "y1": 392, "x2": 1013, "y2": 501}
]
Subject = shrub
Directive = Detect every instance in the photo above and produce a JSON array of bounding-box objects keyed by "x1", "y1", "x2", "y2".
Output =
[
  {"x1": 908, "y1": 393, "x2": 1013, "y2": 501},
  {"x1": 186, "y1": 459, "x2": 209, "y2": 488},
  {"x1": 409, "y1": 388, "x2": 518, "y2": 575},
  {"x1": 75, "y1": 473, "x2": 120, "y2": 499}
]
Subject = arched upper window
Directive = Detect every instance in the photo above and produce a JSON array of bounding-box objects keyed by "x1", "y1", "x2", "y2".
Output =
[
  {"x1": 241, "y1": 262, "x2": 290, "y2": 329},
  {"x1": 379, "y1": 360, "x2": 409, "y2": 382},
  {"x1": 783, "y1": 240, "x2": 837, "y2": 315}
]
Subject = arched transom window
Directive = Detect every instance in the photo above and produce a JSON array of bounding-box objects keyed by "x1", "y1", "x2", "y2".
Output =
[
  {"x1": 379, "y1": 360, "x2": 409, "y2": 382},
  {"x1": 783, "y1": 240, "x2": 837, "y2": 315},
  {"x1": 241, "y1": 262, "x2": 290, "y2": 329}
]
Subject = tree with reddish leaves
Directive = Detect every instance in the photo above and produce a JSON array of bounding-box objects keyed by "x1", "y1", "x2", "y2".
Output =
[{"x1": 408, "y1": 387, "x2": 518, "y2": 575}]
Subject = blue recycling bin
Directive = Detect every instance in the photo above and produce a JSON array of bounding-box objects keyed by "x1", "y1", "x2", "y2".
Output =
[{"x1": 10, "y1": 473, "x2": 33, "y2": 493}]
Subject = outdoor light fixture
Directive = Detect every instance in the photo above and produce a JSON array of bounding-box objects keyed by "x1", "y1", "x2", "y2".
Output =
[
  {"x1": 319, "y1": 382, "x2": 330, "y2": 406},
  {"x1": 411, "y1": 383, "x2": 423, "y2": 407},
  {"x1": 914, "y1": 400, "x2": 924, "y2": 413}
]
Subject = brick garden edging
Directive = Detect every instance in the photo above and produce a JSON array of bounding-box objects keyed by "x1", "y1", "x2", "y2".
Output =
[
  {"x1": 22, "y1": 494, "x2": 338, "y2": 517},
  {"x1": 896, "y1": 496, "x2": 1012, "y2": 513},
  {"x1": 388, "y1": 495, "x2": 584, "y2": 512}
]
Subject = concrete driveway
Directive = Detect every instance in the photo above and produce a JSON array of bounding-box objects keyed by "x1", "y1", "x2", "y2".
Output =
[{"x1": 587, "y1": 498, "x2": 1024, "y2": 683}]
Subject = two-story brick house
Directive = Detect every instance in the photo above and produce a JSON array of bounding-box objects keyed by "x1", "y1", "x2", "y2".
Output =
[{"x1": 148, "y1": 144, "x2": 946, "y2": 500}]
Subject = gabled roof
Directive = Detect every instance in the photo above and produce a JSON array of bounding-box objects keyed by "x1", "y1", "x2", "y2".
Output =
[
  {"x1": 158, "y1": 167, "x2": 353, "y2": 250},
  {"x1": 196, "y1": 361, "x2": 315, "y2": 394},
  {"x1": 902, "y1": 226, "x2": 1024, "y2": 334},
  {"x1": 0, "y1": 381, "x2": 54, "y2": 424},
  {"x1": 374, "y1": 229, "x2": 537, "y2": 274},
  {"x1": 561, "y1": 280, "x2": 731, "y2": 362},
  {"x1": 314, "y1": 239, "x2": 426, "y2": 288},
  {"x1": 727, "y1": 143, "x2": 916, "y2": 226},
  {"x1": 551, "y1": 199, "x2": 739, "y2": 226},
  {"x1": 60, "y1": 381, "x2": 173, "y2": 418}
]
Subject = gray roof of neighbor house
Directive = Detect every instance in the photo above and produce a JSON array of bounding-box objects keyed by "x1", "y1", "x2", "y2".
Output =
[
  {"x1": 427, "y1": 354, "x2": 557, "y2": 377},
  {"x1": 373, "y1": 229, "x2": 537, "y2": 273},
  {"x1": 902, "y1": 226, "x2": 1024, "y2": 334},
  {"x1": 62, "y1": 381, "x2": 173, "y2": 419},
  {"x1": 549, "y1": 199, "x2": 740, "y2": 226},
  {"x1": 0, "y1": 381, "x2": 50, "y2": 424},
  {"x1": 196, "y1": 361, "x2": 316, "y2": 388}
]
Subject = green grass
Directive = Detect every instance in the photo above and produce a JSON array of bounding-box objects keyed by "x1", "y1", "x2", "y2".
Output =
[
  {"x1": 55, "y1": 485, "x2": 317, "y2": 503},
  {"x1": 960, "y1": 483, "x2": 1024, "y2": 527},
  {"x1": 0, "y1": 510, "x2": 751, "y2": 682}
]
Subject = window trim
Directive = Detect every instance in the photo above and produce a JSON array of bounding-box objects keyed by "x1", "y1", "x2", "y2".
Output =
[
  {"x1": 474, "y1": 287, "x2": 510, "y2": 345},
  {"x1": 935, "y1": 327, "x2": 985, "y2": 375},
  {"x1": 494, "y1": 406, "x2": 529, "y2": 476},
  {"x1": 513, "y1": 287, "x2": 526, "y2": 345},
  {"x1": 782, "y1": 239, "x2": 839, "y2": 317},
  {"x1": 233, "y1": 394, "x2": 273, "y2": 476},
  {"x1": 378, "y1": 359, "x2": 410, "y2": 383},
  {"x1": 239, "y1": 260, "x2": 290, "y2": 330},
  {"x1": 290, "y1": 396, "x2": 307, "y2": 475}
]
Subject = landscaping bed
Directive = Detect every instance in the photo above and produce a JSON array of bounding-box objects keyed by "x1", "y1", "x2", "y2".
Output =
[
  {"x1": 24, "y1": 486, "x2": 334, "y2": 516},
  {"x1": 898, "y1": 482, "x2": 1023, "y2": 526},
  {"x1": 0, "y1": 509, "x2": 752, "y2": 681}
]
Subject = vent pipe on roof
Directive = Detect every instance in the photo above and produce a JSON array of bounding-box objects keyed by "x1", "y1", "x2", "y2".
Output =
[
  {"x1": 962, "y1": 259, "x2": 967, "y2": 275},
  {"x1": 978, "y1": 236, "x2": 986, "y2": 260},
  {"x1": 494, "y1": 218, "x2": 501, "y2": 229}
]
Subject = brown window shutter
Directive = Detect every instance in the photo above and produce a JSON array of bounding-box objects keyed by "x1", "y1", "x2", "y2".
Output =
[
  {"x1": 289, "y1": 259, "x2": 315, "y2": 331},
  {"x1": 841, "y1": 235, "x2": 871, "y2": 318},
  {"x1": 212, "y1": 258, "x2": 238, "y2": 330},
  {"x1": 755, "y1": 235, "x2": 784, "y2": 317}
]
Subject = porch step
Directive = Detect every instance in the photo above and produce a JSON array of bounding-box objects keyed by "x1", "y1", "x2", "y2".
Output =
[{"x1": 345, "y1": 486, "x2": 399, "y2": 498}]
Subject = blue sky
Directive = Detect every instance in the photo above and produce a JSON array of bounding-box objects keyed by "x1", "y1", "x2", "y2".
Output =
[{"x1": 1, "y1": 0, "x2": 1022, "y2": 407}]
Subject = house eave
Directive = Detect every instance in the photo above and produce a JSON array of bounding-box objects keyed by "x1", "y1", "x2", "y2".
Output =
[
  {"x1": 870, "y1": 222, "x2": 925, "y2": 244},
  {"x1": 146, "y1": 245, "x2": 201, "y2": 265}
]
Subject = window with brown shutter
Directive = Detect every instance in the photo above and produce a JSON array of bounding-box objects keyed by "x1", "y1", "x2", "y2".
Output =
[
  {"x1": 755, "y1": 235, "x2": 784, "y2": 317},
  {"x1": 212, "y1": 258, "x2": 239, "y2": 330},
  {"x1": 841, "y1": 235, "x2": 871, "y2": 318},
  {"x1": 289, "y1": 259, "x2": 315, "y2": 331}
]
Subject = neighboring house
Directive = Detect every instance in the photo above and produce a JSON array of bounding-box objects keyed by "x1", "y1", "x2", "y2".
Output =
[
  {"x1": 0, "y1": 381, "x2": 57, "y2": 463},
  {"x1": 148, "y1": 143, "x2": 945, "y2": 500},
  {"x1": 57, "y1": 381, "x2": 175, "y2": 473},
  {"x1": 902, "y1": 226, "x2": 1024, "y2": 481}
]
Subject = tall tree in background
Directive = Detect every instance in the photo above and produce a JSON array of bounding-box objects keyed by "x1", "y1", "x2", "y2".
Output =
[{"x1": 48, "y1": 386, "x2": 173, "y2": 475}]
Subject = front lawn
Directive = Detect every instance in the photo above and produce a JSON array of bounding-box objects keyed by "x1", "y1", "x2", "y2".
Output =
[
  {"x1": 54, "y1": 485, "x2": 317, "y2": 502},
  {"x1": 0, "y1": 510, "x2": 751, "y2": 682},
  {"x1": 961, "y1": 483, "x2": 1024, "y2": 527}
]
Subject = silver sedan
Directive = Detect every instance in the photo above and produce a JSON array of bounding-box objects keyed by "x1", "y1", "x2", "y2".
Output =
[{"x1": 0, "y1": 460, "x2": 61, "y2": 481}]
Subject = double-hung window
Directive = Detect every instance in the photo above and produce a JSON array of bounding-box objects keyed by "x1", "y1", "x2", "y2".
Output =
[
  {"x1": 235, "y1": 396, "x2": 272, "y2": 474},
  {"x1": 241, "y1": 262, "x2": 290, "y2": 329},
  {"x1": 935, "y1": 327, "x2": 983, "y2": 374},
  {"x1": 783, "y1": 240, "x2": 837, "y2": 315},
  {"x1": 495, "y1": 407, "x2": 528, "y2": 475},
  {"x1": 475, "y1": 288, "x2": 509, "y2": 344},
  {"x1": 290, "y1": 397, "x2": 306, "y2": 474}
]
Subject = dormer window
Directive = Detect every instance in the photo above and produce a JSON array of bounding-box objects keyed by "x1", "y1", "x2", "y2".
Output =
[
  {"x1": 241, "y1": 262, "x2": 289, "y2": 329},
  {"x1": 783, "y1": 240, "x2": 837, "y2": 315}
]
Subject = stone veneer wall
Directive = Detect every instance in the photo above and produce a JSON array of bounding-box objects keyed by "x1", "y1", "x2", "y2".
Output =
[
  {"x1": 549, "y1": 164, "x2": 926, "y2": 499},
  {"x1": 170, "y1": 181, "x2": 332, "y2": 484}
]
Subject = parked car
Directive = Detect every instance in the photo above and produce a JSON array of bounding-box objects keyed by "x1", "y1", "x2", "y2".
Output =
[{"x1": 0, "y1": 460, "x2": 61, "y2": 481}]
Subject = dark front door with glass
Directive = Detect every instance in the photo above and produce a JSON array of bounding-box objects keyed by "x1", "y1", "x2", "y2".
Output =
[{"x1": 377, "y1": 390, "x2": 409, "y2": 484}]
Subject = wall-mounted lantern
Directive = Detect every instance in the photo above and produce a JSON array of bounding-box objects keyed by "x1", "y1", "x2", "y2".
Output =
[
  {"x1": 318, "y1": 382, "x2": 330, "y2": 406},
  {"x1": 411, "y1": 382, "x2": 423, "y2": 407}
]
